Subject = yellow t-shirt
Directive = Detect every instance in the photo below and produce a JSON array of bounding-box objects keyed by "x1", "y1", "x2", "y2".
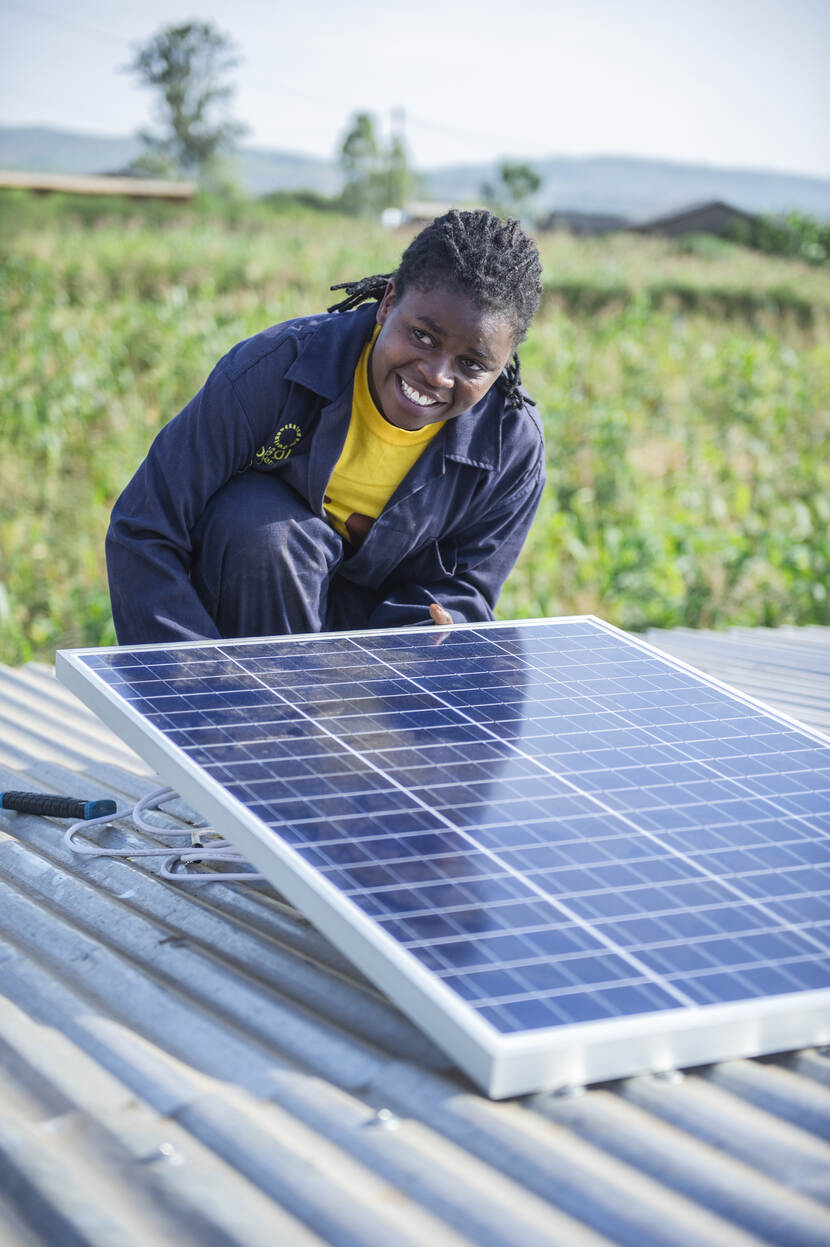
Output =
[{"x1": 324, "y1": 328, "x2": 445, "y2": 546}]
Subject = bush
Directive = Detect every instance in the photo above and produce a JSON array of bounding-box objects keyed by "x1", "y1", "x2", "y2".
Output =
[{"x1": 732, "y1": 210, "x2": 830, "y2": 267}]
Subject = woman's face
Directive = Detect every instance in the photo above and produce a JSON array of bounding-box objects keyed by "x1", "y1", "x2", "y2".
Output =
[{"x1": 369, "y1": 281, "x2": 516, "y2": 431}]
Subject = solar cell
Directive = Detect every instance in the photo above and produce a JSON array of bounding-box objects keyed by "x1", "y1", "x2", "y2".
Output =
[{"x1": 57, "y1": 617, "x2": 830, "y2": 1097}]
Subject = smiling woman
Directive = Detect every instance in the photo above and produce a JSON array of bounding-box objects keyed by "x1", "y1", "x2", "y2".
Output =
[
  {"x1": 105, "y1": 209, "x2": 545, "y2": 644},
  {"x1": 371, "y1": 285, "x2": 517, "y2": 430}
]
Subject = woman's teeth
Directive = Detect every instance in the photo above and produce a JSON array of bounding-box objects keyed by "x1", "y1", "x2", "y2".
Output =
[{"x1": 400, "y1": 376, "x2": 438, "y2": 407}]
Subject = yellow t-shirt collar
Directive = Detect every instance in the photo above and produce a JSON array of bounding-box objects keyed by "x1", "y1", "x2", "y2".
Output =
[{"x1": 358, "y1": 325, "x2": 445, "y2": 445}]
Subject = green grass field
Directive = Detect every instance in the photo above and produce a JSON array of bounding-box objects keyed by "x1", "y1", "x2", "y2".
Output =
[{"x1": 2, "y1": 191, "x2": 829, "y2": 663}]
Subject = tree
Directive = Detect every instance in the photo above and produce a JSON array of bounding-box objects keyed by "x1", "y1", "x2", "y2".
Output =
[
  {"x1": 125, "y1": 21, "x2": 246, "y2": 184},
  {"x1": 382, "y1": 134, "x2": 413, "y2": 211},
  {"x1": 339, "y1": 112, "x2": 381, "y2": 214},
  {"x1": 338, "y1": 111, "x2": 416, "y2": 215},
  {"x1": 482, "y1": 160, "x2": 542, "y2": 221}
]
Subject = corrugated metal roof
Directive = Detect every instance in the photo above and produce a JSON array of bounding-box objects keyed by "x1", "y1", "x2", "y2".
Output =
[
  {"x1": 1, "y1": 627, "x2": 829, "y2": 1246},
  {"x1": 642, "y1": 625, "x2": 830, "y2": 735}
]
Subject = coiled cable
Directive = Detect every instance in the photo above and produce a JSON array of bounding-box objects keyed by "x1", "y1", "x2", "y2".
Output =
[{"x1": 64, "y1": 784, "x2": 266, "y2": 883}]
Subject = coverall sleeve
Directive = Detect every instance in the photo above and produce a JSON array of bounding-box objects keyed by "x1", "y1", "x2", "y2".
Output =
[
  {"x1": 367, "y1": 446, "x2": 545, "y2": 628},
  {"x1": 106, "y1": 343, "x2": 294, "y2": 644}
]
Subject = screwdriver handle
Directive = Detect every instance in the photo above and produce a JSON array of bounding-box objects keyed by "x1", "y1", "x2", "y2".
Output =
[{"x1": 0, "y1": 791, "x2": 117, "y2": 820}]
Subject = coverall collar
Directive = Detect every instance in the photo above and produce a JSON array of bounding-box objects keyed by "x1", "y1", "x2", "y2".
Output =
[{"x1": 285, "y1": 302, "x2": 503, "y2": 472}]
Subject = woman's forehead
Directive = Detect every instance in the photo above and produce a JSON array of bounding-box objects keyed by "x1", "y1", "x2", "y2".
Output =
[{"x1": 393, "y1": 282, "x2": 517, "y2": 353}]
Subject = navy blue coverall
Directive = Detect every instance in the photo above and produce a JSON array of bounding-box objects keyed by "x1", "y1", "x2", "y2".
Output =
[{"x1": 106, "y1": 301, "x2": 546, "y2": 644}]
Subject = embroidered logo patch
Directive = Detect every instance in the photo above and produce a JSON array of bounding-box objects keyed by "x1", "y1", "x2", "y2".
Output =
[{"x1": 255, "y1": 423, "x2": 302, "y2": 464}]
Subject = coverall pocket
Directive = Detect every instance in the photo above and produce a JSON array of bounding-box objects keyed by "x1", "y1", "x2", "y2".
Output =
[{"x1": 385, "y1": 537, "x2": 458, "y2": 586}]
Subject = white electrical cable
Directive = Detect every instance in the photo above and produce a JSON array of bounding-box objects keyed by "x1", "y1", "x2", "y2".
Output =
[{"x1": 64, "y1": 784, "x2": 266, "y2": 883}]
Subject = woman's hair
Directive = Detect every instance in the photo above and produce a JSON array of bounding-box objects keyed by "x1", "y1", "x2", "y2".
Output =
[{"x1": 328, "y1": 208, "x2": 542, "y2": 410}]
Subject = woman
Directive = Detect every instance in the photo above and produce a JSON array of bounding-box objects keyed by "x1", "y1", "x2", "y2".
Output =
[{"x1": 106, "y1": 208, "x2": 545, "y2": 643}]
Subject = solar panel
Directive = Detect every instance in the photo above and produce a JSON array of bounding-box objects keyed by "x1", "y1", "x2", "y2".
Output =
[{"x1": 57, "y1": 617, "x2": 830, "y2": 1098}]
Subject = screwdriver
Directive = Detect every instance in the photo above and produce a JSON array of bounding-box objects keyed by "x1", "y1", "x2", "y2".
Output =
[{"x1": 0, "y1": 791, "x2": 117, "y2": 820}]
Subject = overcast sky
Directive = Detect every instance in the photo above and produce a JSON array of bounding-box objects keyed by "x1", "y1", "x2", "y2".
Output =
[{"x1": 2, "y1": 0, "x2": 829, "y2": 177}]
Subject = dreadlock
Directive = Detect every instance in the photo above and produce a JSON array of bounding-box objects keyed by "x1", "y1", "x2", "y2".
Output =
[{"x1": 327, "y1": 209, "x2": 542, "y2": 410}]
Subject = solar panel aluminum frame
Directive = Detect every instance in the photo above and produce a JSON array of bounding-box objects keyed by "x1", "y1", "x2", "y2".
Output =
[{"x1": 57, "y1": 617, "x2": 830, "y2": 1099}]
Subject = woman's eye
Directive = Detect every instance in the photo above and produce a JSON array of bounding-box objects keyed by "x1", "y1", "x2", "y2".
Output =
[
  {"x1": 462, "y1": 358, "x2": 484, "y2": 373},
  {"x1": 413, "y1": 328, "x2": 433, "y2": 345}
]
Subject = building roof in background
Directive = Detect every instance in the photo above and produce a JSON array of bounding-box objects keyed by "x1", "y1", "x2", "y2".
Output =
[
  {"x1": 0, "y1": 169, "x2": 196, "y2": 199},
  {"x1": 538, "y1": 210, "x2": 630, "y2": 233},
  {"x1": 631, "y1": 199, "x2": 757, "y2": 235},
  {"x1": 537, "y1": 200, "x2": 757, "y2": 236},
  {"x1": 1, "y1": 625, "x2": 829, "y2": 1245}
]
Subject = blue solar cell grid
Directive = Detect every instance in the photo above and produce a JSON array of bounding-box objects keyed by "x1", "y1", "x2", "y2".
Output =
[{"x1": 76, "y1": 619, "x2": 830, "y2": 1037}]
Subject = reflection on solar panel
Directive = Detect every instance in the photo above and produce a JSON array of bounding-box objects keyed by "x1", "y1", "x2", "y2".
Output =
[{"x1": 57, "y1": 617, "x2": 830, "y2": 1097}]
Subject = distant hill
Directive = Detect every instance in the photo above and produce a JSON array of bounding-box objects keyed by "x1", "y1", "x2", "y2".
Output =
[
  {"x1": 239, "y1": 145, "x2": 341, "y2": 197},
  {"x1": 2, "y1": 125, "x2": 829, "y2": 219},
  {"x1": 0, "y1": 127, "x2": 341, "y2": 199},
  {"x1": 0, "y1": 127, "x2": 143, "y2": 176},
  {"x1": 429, "y1": 154, "x2": 830, "y2": 220}
]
